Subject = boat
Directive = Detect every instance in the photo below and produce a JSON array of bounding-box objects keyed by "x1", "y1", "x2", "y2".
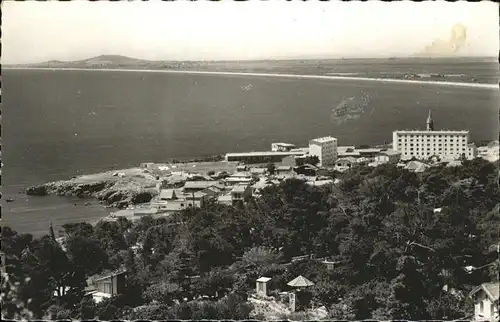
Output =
[{"x1": 6, "y1": 198, "x2": 14, "y2": 203}]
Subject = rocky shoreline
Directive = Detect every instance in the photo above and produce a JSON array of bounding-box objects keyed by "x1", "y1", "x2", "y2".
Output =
[{"x1": 25, "y1": 168, "x2": 159, "y2": 209}]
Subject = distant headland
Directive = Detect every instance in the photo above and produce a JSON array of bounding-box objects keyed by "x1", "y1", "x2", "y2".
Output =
[
  {"x1": 5, "y1": 55, "x2": 498, "y2": 86},
  {"x1": 5, "y1": 54, "x2": 498, "y2": 69}
]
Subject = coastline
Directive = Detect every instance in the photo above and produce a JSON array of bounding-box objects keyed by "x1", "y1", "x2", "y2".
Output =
[{"x1": 5, "y1": 67, "x2": 497, "y2": 89}]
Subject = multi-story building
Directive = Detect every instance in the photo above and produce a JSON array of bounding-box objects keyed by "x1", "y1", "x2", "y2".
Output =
[
  {"x1": 393, "y1": 110, "x2": 476, "y2": 161},
  {"x1": 308, "y1": 136, "x2": 338, "y2": 167}
]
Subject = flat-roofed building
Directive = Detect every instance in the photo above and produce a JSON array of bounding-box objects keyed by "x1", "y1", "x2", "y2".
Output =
[
  {"x1": 225, "y1": 151, "x2": 306, "y2": 164},
  {"x1": 272, "y1": 143, "x2": 296, "y2": 152},
  {"x1": 374, "y1": 149, "x2": 401, "y2": 164},
  {"x1": 309, "y1": 136, "x2": 338, "y2": 167},
  {"x1": 224, "y1": 176, "x2": 253, "y2": 187},
  {"x1": 393, "y1": 110, "x2": 476, "y2": 161},
  {"x1": 477, "y1": 141, "x2": 499, "y2": 162}
]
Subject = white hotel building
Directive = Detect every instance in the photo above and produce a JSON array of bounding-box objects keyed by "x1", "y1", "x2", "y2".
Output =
[
  {"x1": 393, "y1": 110, "x2": 476, "y2": 161},
  {"x1": 309, "y1": 136, "x2": 338, "y2": 166}
]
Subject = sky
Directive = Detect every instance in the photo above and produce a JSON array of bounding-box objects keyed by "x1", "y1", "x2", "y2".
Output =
[{"x1": 2, "y1": 0, "x2": 498, "y2": 64}]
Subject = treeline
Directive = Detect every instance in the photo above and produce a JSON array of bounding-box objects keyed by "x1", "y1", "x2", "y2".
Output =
[{"x1": 2, "y1": 158, "x2": 499, "y2": 320}]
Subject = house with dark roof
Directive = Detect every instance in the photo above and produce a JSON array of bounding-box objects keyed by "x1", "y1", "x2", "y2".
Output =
[
  {"x1": 294, "y1": 164, "x2": 318, "y2": 176},
  {"x1": 86, "y1": 268, "x2": 127, "y2": 303},
  {"x1": 183, "y1": 181, "x2": 221, "y2": 193},
  {"x1": 470, "y1": 282, "x2": 499, "y2": 321},
  {"x1": 201, "y1": 185, "x2": 224, "y2": 196}
]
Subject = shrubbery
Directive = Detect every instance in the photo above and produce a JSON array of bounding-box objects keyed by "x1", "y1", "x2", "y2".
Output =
[{"x1": 2, "y1": 158, "x2": 498, "y2": 319}]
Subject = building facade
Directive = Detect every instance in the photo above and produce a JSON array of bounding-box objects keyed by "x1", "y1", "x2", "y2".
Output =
[
  {"x1": 374, "y1": 149, "x2": 401, "y2": 164},
  {"x1": 86, "y1": 268, "x2": 127, "y2": 303},
  {"x1": 308, "y1": 136, "x2": 338, "y2": 167},
  {"x1": 392, "y1": 111, "x2": 476, "y2": 161},
  {"x1": 470, "y1": 283, "x2": 499, "y2": 321},
  {"x1": 225, "y1": 151, "x2": 306, "y2": 164}
]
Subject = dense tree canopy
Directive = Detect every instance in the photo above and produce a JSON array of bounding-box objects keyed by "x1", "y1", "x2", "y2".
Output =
[{"x1": 2, "y1": 158, "x2": 498, "y2": 319}]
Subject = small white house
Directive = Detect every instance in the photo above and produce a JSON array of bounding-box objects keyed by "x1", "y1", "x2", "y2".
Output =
[
  {"x1": 256, "y1": 277, "x2": 272, "y2": 297},
  {"x1": 374, "y1": 149, "x2": 401, "y2": 164},
  {"x1": 470, "y1": 282, "x2": 499, "y2": 321}
]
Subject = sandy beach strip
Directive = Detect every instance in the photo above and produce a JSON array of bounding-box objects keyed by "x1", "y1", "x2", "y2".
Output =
[{"x1": 5, "y1": 67, "x2": 497, "y2": 90}]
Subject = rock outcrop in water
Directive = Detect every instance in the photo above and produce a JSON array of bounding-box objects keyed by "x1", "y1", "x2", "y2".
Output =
[
  {"x1": 25, "y1": 168, "x2": 159, "y2": 209},
  {"x1": 25, "y1": 185, "x2": 49, "y2": 196},
  {"x1": 330, "y1": 92, "x2": 373, "y2": 124}
]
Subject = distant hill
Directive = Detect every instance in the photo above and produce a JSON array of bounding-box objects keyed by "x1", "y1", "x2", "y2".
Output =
[
  {"x1": 75, "y1": 54, "x2": 154, "y2": 65},
  {"x1": 5, "y1": 55, "x2": 161, "y2": 68}
]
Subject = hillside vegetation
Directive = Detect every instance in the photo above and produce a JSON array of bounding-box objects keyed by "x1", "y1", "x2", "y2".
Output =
[{"x1": 2, "y1": 158, "x2": 498, "y2": 320}]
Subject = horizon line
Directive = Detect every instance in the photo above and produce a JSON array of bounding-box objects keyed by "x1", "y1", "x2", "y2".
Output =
[{"x1": 3, "y1": 54, "x2": 498, "y2": 65}]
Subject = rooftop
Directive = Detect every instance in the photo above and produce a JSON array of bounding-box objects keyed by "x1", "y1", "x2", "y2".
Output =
[
  {"x1": 159, "y1": 189, "x2": 176, "y2": 200},
  {"x1": 217, "y1": 194, "x2": 233, "y2": 202},
  {"x1": 226, "y1": 151, "x2": 306, "y2": 157},
  {"x1": 379, "y1": 149, "x2": 401, "y2": 156},
  {"x1": 470, "y1": 282, "x2": 500, "y2": 302},
  {"x1": 357, "y1": 148, "x2": 383, "y2": 153},
  {"x1": 394, "y1": 130, "x2": 469, "y2": 134},
  {"x1": 336, "y1": 157, "x2": 358, "y2": 163},
  {"x1": 252, "y1": 180, "x2": 271, "y2": 189},
  {"x1": 309, "y1": 136, "x2": 337, "y2": 144},
  {"x1": 290, "y1": 147, "x2": 310, "y2": 153},
  {"x1": 272, "y1": 143, "x2": 295, "y2": 147},
  {"x1": 183, "y1": 181, "x2": 219, "y2": 189},
  {"x1": 287, "y1": 275, "x2": 314, "y2": 287},
  {"x1": 405, "y1": 160, "x2": 430, "y2": 172},
  {"x1": 186, "y1": 191, "x2": 208, "y2": 199},
  {"x1": 307, "y1": 180, "x2": 334, "y2": 186},
  {"x1": 225, "y1": 177, "x2": 253, "y2": 182},
  {"x1": 250, "y1": 168, "x2": 267, "y2": 174},
  {"x1": 256, "y1": 277, "x2": 272, "y2": 283},
  {"x1": 88, "y1": 267, "x2": 127, "y2": 283},
  {"x1": 231, "y1": 172, "x2": 252, "y2": 177},
  {"x1": 337, "y1": 146, "x2": 356, "y2": 152},
  {"x1": 231, "y1": 185, "x2": 249, "y2": 193}
]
